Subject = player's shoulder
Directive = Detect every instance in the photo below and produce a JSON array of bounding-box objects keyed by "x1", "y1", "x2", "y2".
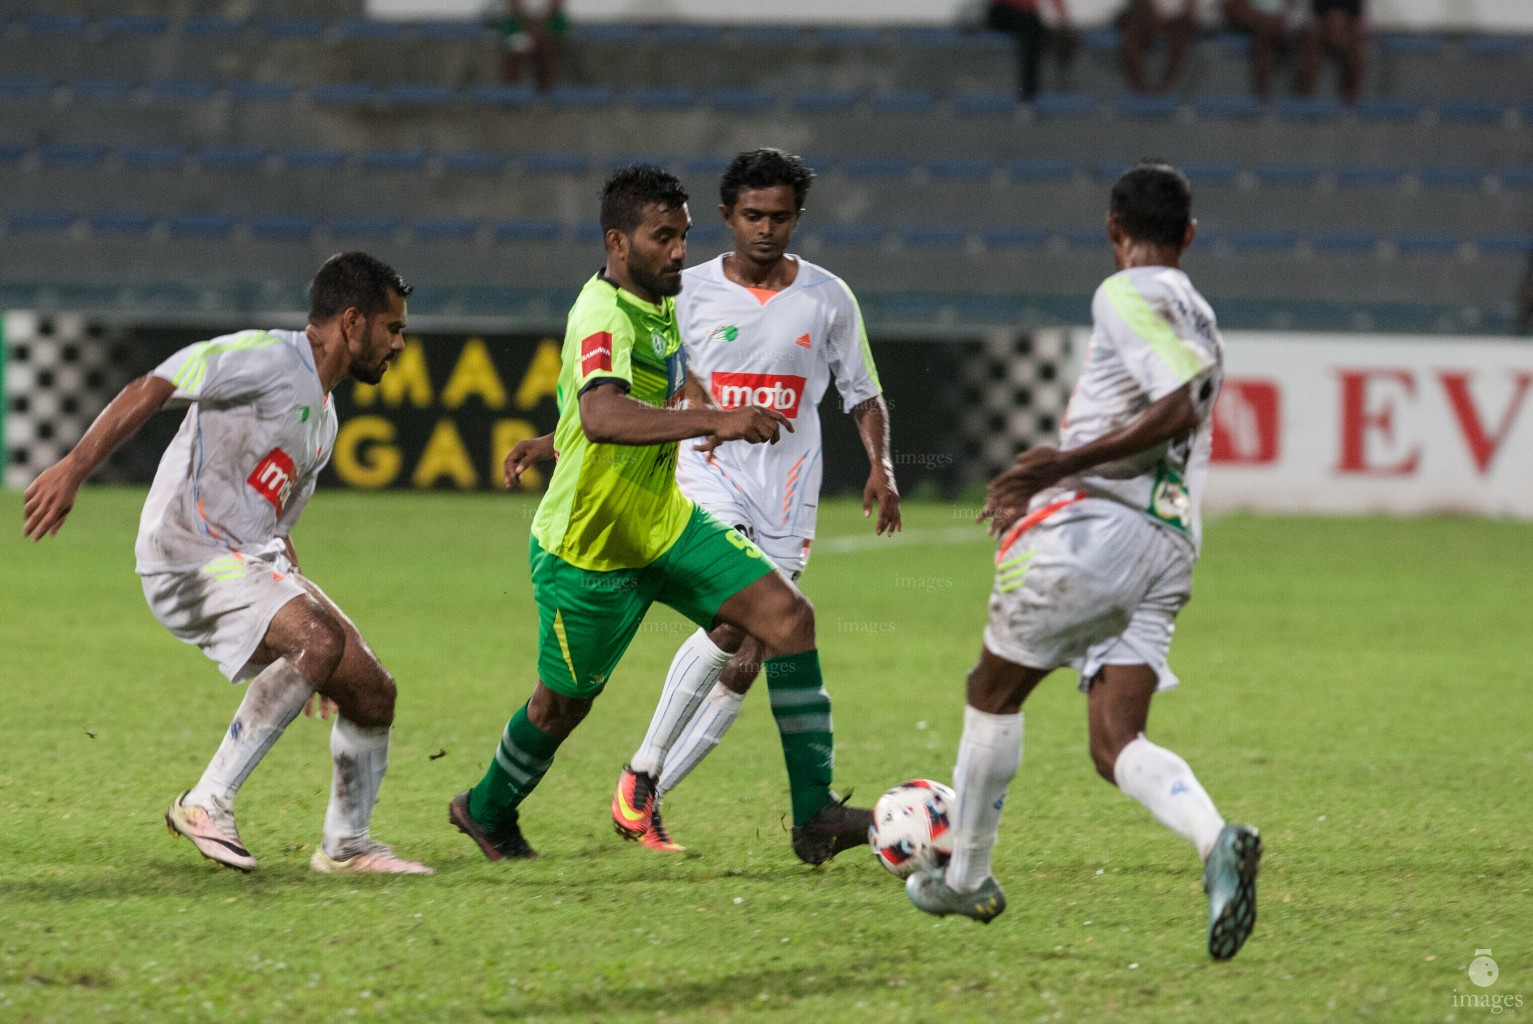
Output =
[
  {"x1": 681, "y1": 254, "x2": 729, "y2": 286},
  {"x1": 789, "y1": 256, "x2": 847, "y2": 291},
  {"x1": 568, "y1": 274, "x2": 634, "y2": 336}
]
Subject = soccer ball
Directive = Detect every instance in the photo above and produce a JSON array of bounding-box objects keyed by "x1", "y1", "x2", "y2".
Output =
[{"x1": 867, "y1": 779, "x2": 956, "y2": 879}]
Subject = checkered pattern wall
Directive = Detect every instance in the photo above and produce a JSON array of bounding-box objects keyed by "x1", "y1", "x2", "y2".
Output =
[
  {"x1": 954, "y1": 327, "x2": 1078, "y2": 486},
  {"x1": 2, "y1": 311, "x2": 137, "y2": 489}
]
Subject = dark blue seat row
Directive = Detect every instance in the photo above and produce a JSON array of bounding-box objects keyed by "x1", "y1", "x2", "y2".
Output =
[
  {"x1": 4, "y1": 142, "x2": 1529, "y2": 190},
  {"x1": 6, "y1": 210, "x2": 1529, "y2": 256}
]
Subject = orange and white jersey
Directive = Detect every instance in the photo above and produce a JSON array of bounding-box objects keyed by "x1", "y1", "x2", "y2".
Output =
[
  {"x1": 675, "y1": 254, "x2": 882, "y2": 548},
  {"x1": 134, "y1": 329, "x2": 337, "y2": 573}
]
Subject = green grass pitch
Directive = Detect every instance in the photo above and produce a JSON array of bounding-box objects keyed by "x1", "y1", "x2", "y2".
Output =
[{"x1": 2, "y1": 488, "x2": 1530, "y2": 1023}]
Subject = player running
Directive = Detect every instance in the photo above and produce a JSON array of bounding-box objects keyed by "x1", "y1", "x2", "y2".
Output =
[
  {"x1": 906, "y1": 161, "x2": 1262, "y2": 961},
  {"x1": 22, "y1": 252, "x2": 432, "y2": 874},
  {"x1": 450, "y1": 164, "x2": 875, "y2": 865},
  {"x1": 607, "y1": 148, "x2": 901, "y2": 854}
]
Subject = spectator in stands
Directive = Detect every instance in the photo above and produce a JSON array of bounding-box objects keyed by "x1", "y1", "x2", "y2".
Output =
[
  {"x1": 1221, "y1": 0, "x2": 1307, "y2": 101},
  {"x1": 500, "y1": 0, "x2": 566, "y2": 92},
  {"x1": 1118, "y1": 0, "x2": 1197, "y2": 95},
  {"x1": 1296, "y1": 0, "x2": 1364, "y2": 105},
  {"x1": 984, "y1": 0, "x2": 1079, "y2": 102}
]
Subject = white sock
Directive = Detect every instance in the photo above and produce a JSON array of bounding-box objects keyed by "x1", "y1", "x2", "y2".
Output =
[
  {"x1": 946, "y1": 705, "x2": 1023, "y2": 892},
  {"x1": 322, "y1": 717, "x2": 390, "y2": 859},
  {"x1": 1113, "y1": 734, "x2": 1225, "y2": 860},
  {"x1": 630, "y1": 629, "x2": 732, "y2": 777},
  {"x1": 656, "y1": 683, "x2": 746, "y2": 799},
  {"x1": 185, "y1": 658, "x2": 312, "y2": 813}
]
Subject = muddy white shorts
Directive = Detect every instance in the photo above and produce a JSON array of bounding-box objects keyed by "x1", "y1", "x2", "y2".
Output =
[
  {"x1": 140, "y1": 549, "x2": 307, "y2": 683},
  {"x1": 981, "y1": 496, "x2": 1195, "y2": 692}
]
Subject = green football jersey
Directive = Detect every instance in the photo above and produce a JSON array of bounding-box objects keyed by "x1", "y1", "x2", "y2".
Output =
[{"x1": 531, "y1": 273, "x2": 694, "y2": 571}]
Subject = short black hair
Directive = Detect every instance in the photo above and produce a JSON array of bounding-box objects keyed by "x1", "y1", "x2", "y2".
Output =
[
  {"x1": 1109, "y1": 159, "x2": 1193, "y2": 248},
  {"x1": 600, "y1": 164, "x2": 688, "y2": 235},
  {"x1": 308, "y1": 251, "x2": 411, "y2": 323},
  {"x1": 719, "y1": 148, "x2": 815, "y2": 210}
]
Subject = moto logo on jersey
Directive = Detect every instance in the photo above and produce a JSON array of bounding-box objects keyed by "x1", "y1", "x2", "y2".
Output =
[
  {"x1": 711, "y1": 372, "x2": 807, "y2": 418},
  {"x1": 580, "y1": 332, "x2": 613, "y2": 376},
  {"x1": 248, "y1": 448, "x2": 297, "y2": 512}
]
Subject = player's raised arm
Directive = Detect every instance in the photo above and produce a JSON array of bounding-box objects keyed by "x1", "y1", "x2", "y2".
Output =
[
  {"x1": 22, "y1": 373, "x2": 176, "y2": 541},
  {"x1": 851, "y1": 395, "x2": 901, "y2": 535},
  {"x1": 980, "y1": 381, "x2": 1200, "y2": 534}
]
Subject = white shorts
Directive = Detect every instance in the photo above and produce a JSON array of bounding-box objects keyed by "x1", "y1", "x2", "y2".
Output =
[
  {"x1": 981, "y1": 498, "x2": 1194, "y2": 693},
  {"x1": 682, "y1": 470, "x2": 811, "y2": 576},
  {"x1": 140, "y1": 550, "x2": 308, "y2": 683}
]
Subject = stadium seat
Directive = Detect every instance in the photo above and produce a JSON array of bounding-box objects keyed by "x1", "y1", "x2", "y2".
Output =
[
  {"x1": 1181, "y1": 162, "x2": 1240, "y2": 185},
  {"x1": 982, "y1": 226, "x2": 1050, "y2": 248},
  {"x1": 0, "y1": 77, "x2": 53, "y2": 100},
  {"x1": 1275, "y1": 97, "x2": 1340, "y2": 121},
  {"x1": 199, "y1": 147, "x2": 267, "y2": 171},
  {"x1": 655, "y1": 24, "x2": 725, "y2": 45},
  {"x1": 264, "y1": 18, "x2": 328, "y2": 39},
  {"x1": 1311, "y1": 231, "x2": 1380, "y2": 253},
  {"x1": 902, "y1": 226, "x2": 969, "y2": 249},
  {"x1": 544, "y1": 85, "x2": 615, "y2": 109},
  {"x1": 1008, "y1": 159, "x2": 1075, "y2": 183},
  {"x1": 868, "y1": 91, "x2": 937, "y2": 114},
  {"x1": 0, "y1": 143, "x2": 27, "y2": 165},
  {"x1": 842, "y1": 157, "x2": 911, "y2": 179},
  {"x1": 415, "y1": 20, "x2": 488, "y2": 41},
  {"x1": 145, "y1": 80, "x2": 218, "y2": 103},
  {"x1": 1192, "y1": 95, "x2": 1263, "y2": 120},
  {"x1": 71, "y1": 80, "x2": 136, "y2": 101},
  {"x1": 817, "y1": 224, "x2": 886, "y2": 247},
  {"x1": 1353, "y1": 99, "x2": 1423, "y2": 122},
  {"x1": 468, "y1": 84, "x2": 536, "y2": 107},
  {"x1": 1377, "y1": 33, "x2": 1445, "y2": 56},
  {"x1": 99, "y1": 14, "x2": 168, "y2": 37},
  {"x1": 570, "y1": 23, "x2": 641, "y2": 44},
  {"x1": 38, "y1": 144, "x2": 107, "y2": 168},
  {"x1": 281, "y1": 148, "x2": 348, "y2": 169},
  {"x1": 1114, "y1": 95, "x2": 1177, "y2": 119},
  {"x1": 1477, "y1": 233, "x2": 1533, "y2": 254},
  {"x1": 493, "y1": 218, "x2": 561, "y2": 242},
  {"x1": 627, "y1": 87, "x2": 697, "y2": 110},
  {"x1": 927, "y1": 159, "x2": 992, "y2": 181},
  {"x1": 734, "y1": 25, "x2": 803, "y2": 46},
  {"x1": 88, "y1": 212, "x2": 155, "y2": 236},
  {"x1": 336, "y1": 19, "x2": 405, "y2": 41},
  {"x1": 249, "y1": 214, "x2": 316, "y2": 240},
  {"x1": 793, "y1": 90, "x2": 858, "y2": 113},
  {"x1": 1030, "y1": 93, "x2": 1095, "y2": 116},
  {"x1": 604, "y1": 154, "x2": 669, "y2": 172},
  {"x1": 329, "y1": 216, "x2": 398, "y2": 239},
  {"x1": 309, "y1": 83, "x2": 376, "y2": 105},
  {"x1": 359, "y1": 149, "x2": 428, "y2": 173},
  {"x1": 228, "y1": 82, "x2": 296, "y2": 103},
  {"x1": 682, "y1": 155, "x2": 732, "y2": 177},
  {"x1": 439, "y1": 151, "x2": 508, "y2": 174},
  {"x1": 1227, "y1": 230, "x2": 1298, "y2": 252},
  {"x1": 182, "y1": 16, "x2": 246, "y2": 37},
  {"x1": 1336, "y1": 165, "x2": 1404, "y2": 188},
  {"x1": 572, "y1": 221, "x2": 605, "y2": 243},
  {"x1": 951, "y1": 93, "x2": 1016, "y2": 117},
  {"x1": 412, "y1": 218, "x2": 479, "y2": 241},
  {"x1": 815, "y1": 26, "x2": 883, "y2": 47},
  {"x1": 1499, "y1": 168, "x2": 1533, "y2": 190},
  {"x1": 8, "y1": 211, "x2": 75, "y2": 233},
  {"x1": 166, "y1": 213, "x2": 233, "y2": 238},
  {"x1": 1436, "y1": 100, "x2": 1505, "y2": 124},
  {"x1": 1394, "y1": 231, "x2": 1459, "y2": 255},
  {"x1": 121, "y1": 146, "x2": 186, "y2": 168},
  {"x1": 708, "y1": 88, "x2": 776, "y2": 113},
  {"x1": 1462, "y1": 35, "x2": 1528, "y2": 58},
  {"x1": 1253, "y1": 163, "x2": 1322, "y2": 186},
  {"x1": 1416, "y1": 167, "x2": 1484, "y2": 189},
  {"x1": 22, "y1": 14, "x2": 87, "y2": 35},
  {"x1": 518, "y1": 152, "x2": 588, "y2": 175},
  {"x1": 387, "y1": 84, "x2": 457, "y2": 108},
  {"x1": 896, "y1": 27, "x2": 965, "y2": 48}
]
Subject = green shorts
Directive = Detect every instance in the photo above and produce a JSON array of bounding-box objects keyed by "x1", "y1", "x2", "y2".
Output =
[{"x1": 529, "y1": 504, "x2": 777, "y2": 698}]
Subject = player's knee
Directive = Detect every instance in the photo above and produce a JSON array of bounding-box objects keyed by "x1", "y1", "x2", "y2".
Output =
[
  {"x1": 709, "y1": 622, "x2": 746, "y2": 653},
  {"x1": 368, "y1": 669, "x2": 398, "y2": 727},
  {"x1": 292, "y1": 612, "x2": 347, "y2": 682}
]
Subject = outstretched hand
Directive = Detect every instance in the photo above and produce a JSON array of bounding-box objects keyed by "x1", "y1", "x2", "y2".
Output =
[
  {"x1": 978, "y1": 445, "x2": 1067, "y2": 536},
  {"x1": 22, "y1": 461, "x2": 84, "y2": 541},
  {"x1": 697, "y1": 405, "x2": 793, "y2": 453},
  {"x1": 504, "y1": 433, "x2": 557, "y2": 487}
]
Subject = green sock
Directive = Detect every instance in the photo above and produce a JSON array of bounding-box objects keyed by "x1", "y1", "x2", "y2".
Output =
[
  {"x1": 468, "y1": 702, "x2": 561, "y2": 829},
  {"x1": 764, "y1": 649, "x2": 835, "y2": 825}
]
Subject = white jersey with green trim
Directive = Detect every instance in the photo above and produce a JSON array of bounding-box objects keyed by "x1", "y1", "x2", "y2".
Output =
[
  {"x1": 1043, "y1": 265, "x2": 1223, "y2": 552},
  {"x1": 134, "y1": 329, "x2": 338, "y2": 573},
  {"x1": 675, "y1": 254, "x2": 882, "y2": 540}
]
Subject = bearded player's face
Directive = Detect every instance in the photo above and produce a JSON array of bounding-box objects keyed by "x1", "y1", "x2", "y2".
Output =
[{"x1": 623, "y1": 202, "x2": 690, "y2": 301}]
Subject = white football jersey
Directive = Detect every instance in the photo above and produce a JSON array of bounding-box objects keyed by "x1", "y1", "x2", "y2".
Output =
[
  {"x1": 134, "y1": 329, "x2": 338, "y2": 573},
  {"x1": 675, "y1": 254, "x2": 883, "y2": 540},
  {"x1": 1042, "y1": 265, "x2": 1223, "y2": 552}
]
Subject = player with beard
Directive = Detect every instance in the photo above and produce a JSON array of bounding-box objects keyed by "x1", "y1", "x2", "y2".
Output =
[
  {"x1": 23, "y1": 251, "x2": 432, "y2": 874},
  {"x1": 606, "y1": 149, "x2": 900, "y2": 856},
  {"x1": 450, "y1": 165, "x2": 875, "y2": 865}
]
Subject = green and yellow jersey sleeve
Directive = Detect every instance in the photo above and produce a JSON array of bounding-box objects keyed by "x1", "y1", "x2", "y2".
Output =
[{"x1": 531, "y1": 274, "x2": 695, "y2": 571}]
